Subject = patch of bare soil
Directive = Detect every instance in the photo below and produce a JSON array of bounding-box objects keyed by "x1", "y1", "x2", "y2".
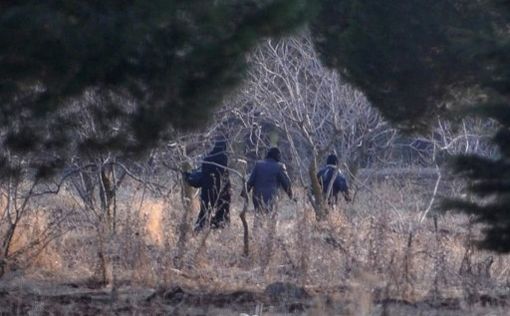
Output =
[
  {"x1": 0, "y1": 278, "x2": 309, "y2": 315},
  {"x1": 1, "y1": 277, "x2": 509, "y2": 315}
]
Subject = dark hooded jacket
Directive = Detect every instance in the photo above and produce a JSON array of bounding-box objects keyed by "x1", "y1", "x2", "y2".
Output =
[
  {"x1": 247, "y1": 148, "x2": 292, "y2": 211},
  {"x1": 317, "y1": 154, "x2": 348, "y2": 203},
  {"x1": 188, "y1": 140, "x2": 231, "y2": 231},
  {"x1": 201, "y1": 140, "x2": 230, "y2": 203}
]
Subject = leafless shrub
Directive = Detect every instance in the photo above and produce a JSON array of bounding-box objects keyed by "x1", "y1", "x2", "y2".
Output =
[
  {"x1": 0, "y1": 30, "x2": 506, "y2": 315},
  {"x1": 243, "y1": 33, "x2": 394, "y2": 220},
  {"x1": 0, "y1": 153, "x2": 71, "y2": 278}
]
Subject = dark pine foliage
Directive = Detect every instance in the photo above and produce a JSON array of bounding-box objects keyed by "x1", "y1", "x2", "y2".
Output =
[
  {"x1": 440, "y1": 0, "x2": 510, "y2": 252},
  {"x1": 0, "y1": 0, "x2": 316, "y2": 168},
  {"x1": 310, "y1": 0, "x2": 489, "y2": 132}
]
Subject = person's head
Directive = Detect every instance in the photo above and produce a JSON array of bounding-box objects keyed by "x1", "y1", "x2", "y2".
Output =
[
  {"x1": 326, "y1": 154, "x2": 338, "y2": 166},
  {"x1": 211, "y1": 137, "x2": 227, "y2": 153},
  {"x1": 266, "y1": 147, "x2": 281, "y2": 162}
]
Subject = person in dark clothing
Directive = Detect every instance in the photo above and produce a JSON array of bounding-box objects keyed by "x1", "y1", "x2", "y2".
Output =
[
  {"x1": 245, "y1": 147, "x2": 293, "y2": 212},
  {"x1": 317, "y1": 154, "x2": 350, "y2": 205},
  {"x1": 244, "y1": 147, "x2": 293, "y2": 269},
  {"x1": 187, "y1": 139, "x2": 231, "y2": 232}
]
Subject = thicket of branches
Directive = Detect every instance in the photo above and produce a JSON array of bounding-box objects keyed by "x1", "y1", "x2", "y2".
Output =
[
  {"x1": 0, "y1": 33, "x2": 496, "y2": 283},
  {"x1": 0, "y1": 3, "x2": 507, "y2": 297}
]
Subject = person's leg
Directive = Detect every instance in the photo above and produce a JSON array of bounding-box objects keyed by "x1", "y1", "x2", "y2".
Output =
[
  {"x1": 260, "y1": 205, "x2": 277, "y2": 270},
  {"x1": 251, "y1": 209, "x2": 265, "y2": 266},
  {"x1": 251, "y1": 195, "x2": 266, "y2": 262}
]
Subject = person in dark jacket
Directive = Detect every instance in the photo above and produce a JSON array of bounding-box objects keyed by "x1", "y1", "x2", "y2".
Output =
[
  {"x1": 245, "y1": 147, "x2": 293, "y2": 269},
  {"x1": 317, "y1": 154, "x2": 350, "y2": 205},
  {"x1": 190, "y1": 139, "x2": 231, "y2": 232},
  {"x1": 245, "y1": 147, "x2": 293, "y2": 212}
]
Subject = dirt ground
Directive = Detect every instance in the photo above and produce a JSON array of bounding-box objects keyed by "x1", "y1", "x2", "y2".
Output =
[{"x1": 1, "y1": 273, "x2": 509, "y2": 315}]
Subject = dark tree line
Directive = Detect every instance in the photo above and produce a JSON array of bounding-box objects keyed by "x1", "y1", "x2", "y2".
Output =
[
  {"x1": 1, "y1": 0, "x2": 509, "y2": 251},
  {"x1": 0, "y1": 0, "x2": 316, "y2": 166},
  {"x1": 441, "y1": 1, "x2": 510, "y2": 253}
]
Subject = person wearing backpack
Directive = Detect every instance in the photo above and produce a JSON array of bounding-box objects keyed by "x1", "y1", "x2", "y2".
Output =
[
  {"x1": 185, "y1": 139, "x2": 231, "y2": 232},
  {"x1": 317, "y1": 154, "x2": 351, "y2": 205}
]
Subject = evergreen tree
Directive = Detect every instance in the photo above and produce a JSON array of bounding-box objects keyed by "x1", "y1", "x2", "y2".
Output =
[
  {"x1": 310, "y1": 0, "x2": 491, "y2": 132},
  {"x1": 0, "y1": 0, "x2": 316, "y2": 170},
  {"x1": 441, "y1": 1, "x2": 510, "y2": 253}
]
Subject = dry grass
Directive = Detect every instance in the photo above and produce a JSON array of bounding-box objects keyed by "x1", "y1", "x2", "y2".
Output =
[{"x1": 1, "y1": 176, "x2": 509, "y2": 315}]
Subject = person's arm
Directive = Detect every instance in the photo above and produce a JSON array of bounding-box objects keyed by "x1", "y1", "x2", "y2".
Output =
[
  {"x1": 277, "y1": 163, "x2": 293, "y2": 199},
  {"x1": 342, "y1": 188, "x2": 351, "y2": 202}
]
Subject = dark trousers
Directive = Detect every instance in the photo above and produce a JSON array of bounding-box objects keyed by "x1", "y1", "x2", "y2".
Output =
[
  {"x1": 252, "y1": 194, "x2": 275, "y2": 214},
  {"x1": 195, "y1": 189, "x2": 231, "y2": 230}
]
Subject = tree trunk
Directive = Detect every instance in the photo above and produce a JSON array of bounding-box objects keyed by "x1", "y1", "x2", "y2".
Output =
[
  {"x1": 97, "y1": 166, "x2": 117, "y2": 291},
  {"x1": 240, "y1": 200, "x2": 249, "y2": 257},
  {"x1": 174, "y1": 162, "x2": 194, "y2": 269},
  {"x1": 308, "y1": 156, "x2": 327, "y2": 221}
]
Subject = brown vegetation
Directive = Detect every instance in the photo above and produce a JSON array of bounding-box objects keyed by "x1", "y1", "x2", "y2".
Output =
[
  {"x1": 0, "y1": 173, "x2": 509, "y2": 315},
  {"x1": 0, "y1": 35, "x2": 503, "y2": 315}
]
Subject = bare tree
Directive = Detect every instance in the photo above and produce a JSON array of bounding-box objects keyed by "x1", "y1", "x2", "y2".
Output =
[
  {"x1": 0, "y1": 150, "x2": 70, "y2": 278},
  {"x1": 242, "y1": 33, "x2": 395, "y2": 219}
]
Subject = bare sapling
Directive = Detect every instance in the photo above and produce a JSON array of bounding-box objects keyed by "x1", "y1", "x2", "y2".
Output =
[{"x1": 174, "y1": 161, "x2": 193, "y2": 269}]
